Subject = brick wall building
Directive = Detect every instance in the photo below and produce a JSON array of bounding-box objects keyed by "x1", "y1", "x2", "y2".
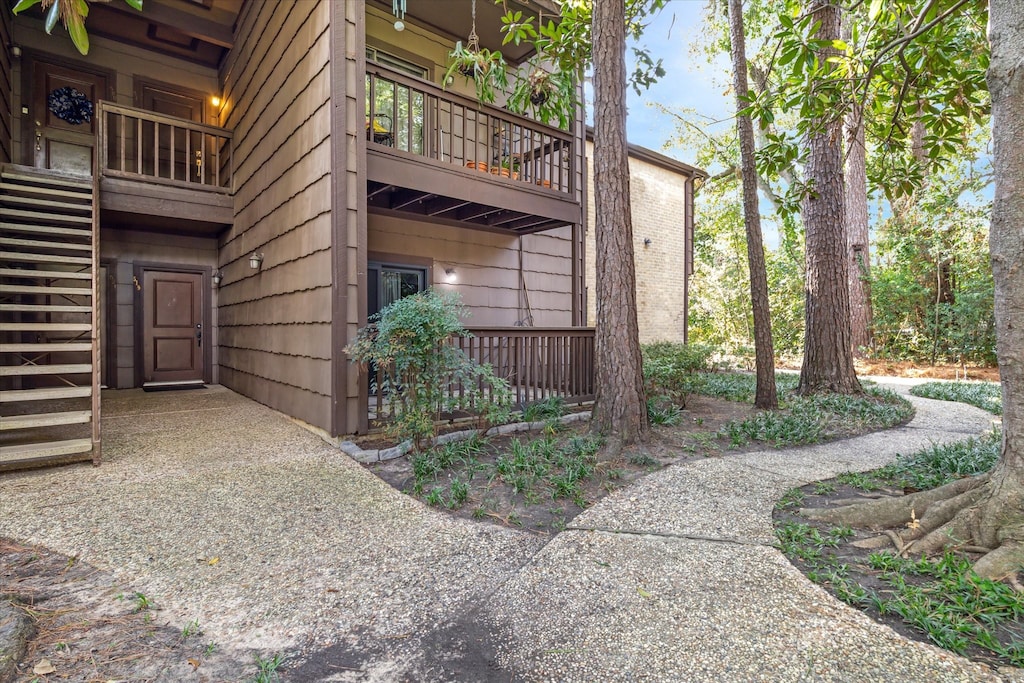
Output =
[{"x1": 585, "y1": 132, "x2": 707, "y2": 344}]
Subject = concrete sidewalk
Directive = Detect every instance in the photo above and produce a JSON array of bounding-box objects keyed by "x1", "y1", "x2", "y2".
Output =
[{"x1": 0, "y1": 382, "x2": 1018, "y2": 681}]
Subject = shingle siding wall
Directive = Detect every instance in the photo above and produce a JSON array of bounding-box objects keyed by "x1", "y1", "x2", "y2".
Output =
[
  {"x1": 217, "y1": 0, "x2": 334, "y2": 431},
  {"x1": 585, "y1": 140, "x2": 690, "y2": 344}
]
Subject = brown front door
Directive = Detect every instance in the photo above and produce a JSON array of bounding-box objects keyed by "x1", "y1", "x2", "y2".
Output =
[
  {"x1": 30, "y1": 59, "x2": 109, "y2": 175},
  {"x1": 141, "y1": 269, "x2": 205, "y2": 385}
]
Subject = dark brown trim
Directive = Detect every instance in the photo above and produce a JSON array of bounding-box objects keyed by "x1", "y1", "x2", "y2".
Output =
[
  {"x1": 103, "y1": 0, "x2": 235, "y2": 48},
  {"x1": 100, "y1": 259, "x2": 117, "y2": 388},
  {"x1": 131, "y1": 262, "x2": 213, "y2": 387},
  {"x1": 330, "y1": 0, "x2": 369, "y2": 436},
  {"x1": 367, "y1": 251, "x2": 433, "y2": 279}
]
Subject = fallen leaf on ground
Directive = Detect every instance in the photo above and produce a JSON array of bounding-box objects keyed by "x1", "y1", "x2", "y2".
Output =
[{"x1": 34, "y1": 659, "x2": 56, "y2": 675}]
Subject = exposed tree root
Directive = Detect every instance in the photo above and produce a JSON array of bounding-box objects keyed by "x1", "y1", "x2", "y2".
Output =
[{"x1": 802, "y1": 473, "x2": 1024, "y2": 582}]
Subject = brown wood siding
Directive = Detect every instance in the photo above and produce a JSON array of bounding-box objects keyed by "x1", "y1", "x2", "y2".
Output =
[
  {"x1": 368, "y1": 215, "x2": 574, "y2": 327},
  {"x1": 330, "y1": 0, "x2": 366, "y2": 435},
  {"x1": 218, "y1": 0, "x2": 333, "y2": 431},
  {"x1": 0, "y1": 8, "x2": 12, "y2": 164}
]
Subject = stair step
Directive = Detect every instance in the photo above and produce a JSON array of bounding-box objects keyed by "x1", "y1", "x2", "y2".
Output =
[
  {"x1": 0, "y1": 386, "x2": 92, "y2": 402},
  {"x1": 0, "y1": 251, "x2": 92, "y2": 266},
  {"x1": 0, "y1": 169, "x2": 93, "y2": 190},
  {"x1": 0, "y1": 303, "x2": 91, "y2": 313},
  {"x1": 4, "y1": 323, "x2": 92, "y2": 332},
  {"x1": 0, "y1": 207, "x2": 92, "y2": 225},
  {"x1": 0, "y1": 268, "x2": 91, "y2": 280},
  {"x1": 0, "y1": 410, "x2": 92, "y2": 430},
  {"x1": 0, "y1": 363, "x2": 92, "y2": 376},
  {"x1": 0, "y1": 222, "x2": 93, "y2": 239},
  {"x1": 0, "y1": 182, "x2": 93, "y2": 201},
  {"x1": 0, "y1": 237, "x2": 93, "y2": 252},
  {"x1": 0, "y1": 195, "x2": 93, "y2": 215},
  {"x1": 0, "y1": 438, "x2": 93, "y2": 463},
  {"x1": 0, "y1": 343, "x2": 93, "y2": 353},
  {"x1": 0, "y1": 284, "x2": 91, "y2": 296}
]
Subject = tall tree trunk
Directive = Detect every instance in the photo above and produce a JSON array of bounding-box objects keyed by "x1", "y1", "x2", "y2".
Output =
[
  {"x1": 728, "y1": 0, "x2": 777, "y2": 410},
  {"x1": 845, "y1": 96, "x2": 873, "y2": 355},
  {"x1": 590, "y1": 0, "x2": 648, "y2": 449},
  {"x1": 805, "y1": 0, "x2": 1024, "y2": 580},
  {"x1": 978, "y1": 0, "x2": 1024, "y2": 579},
  {"x1": 797, "y1": 0, "x2": 861, "y2": 395}
]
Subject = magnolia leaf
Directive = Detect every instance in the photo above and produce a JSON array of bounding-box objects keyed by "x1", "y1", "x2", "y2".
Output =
[
  {"x1": 868, "y1": 0, "x2": 883, "y2": 21},
  {"x1": 637, "y1": 586, "x2": 652, "y2": 598},
  {"x1": 44, "y1": 0, "x2": 60, "y2": 34},
  {"x1": 68, "y1": 17, "x2": 90, "y2": 55},
  {"x1": 125, "y1": 0, "x2": 144, "y2": 10},
  {"x1": 12, "y1": 0, "x2": 42, "y2": 14},
  {"x1": 208, "y1": 556, "x2": 220, "y2": 566}
]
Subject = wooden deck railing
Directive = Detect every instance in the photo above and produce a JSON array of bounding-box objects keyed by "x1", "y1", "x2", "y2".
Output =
[
  {"x1": 370, "y1": 326, "x2": 595, "y2": 427},
  {"x1": 97, "y1": 101, "x2": 232, "y2": 193},
  {"x1": 367, "y1": 65, "x2": 575, "y2": 195}
]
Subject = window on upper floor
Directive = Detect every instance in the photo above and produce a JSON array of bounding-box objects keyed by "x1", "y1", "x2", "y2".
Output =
[{"x1": 366, "y1": 46, "x2": 428, "y2": 80}]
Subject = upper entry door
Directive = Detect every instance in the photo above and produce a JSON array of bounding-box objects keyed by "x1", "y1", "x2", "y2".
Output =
[
  {"x1": 31, "y1": 59, "x2": 109, "y2": 175},
  {"x1": 142, "y1": 270, "x2": 205, "y2": 386}
]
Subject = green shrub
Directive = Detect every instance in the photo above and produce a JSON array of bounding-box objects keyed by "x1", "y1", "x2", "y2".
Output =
[
  {"x1": 641, "y1": 342, "x2": 716, "y2": 407},
  {"x1": 346, "y1": 291, "x2": 512, "y2": 450}
]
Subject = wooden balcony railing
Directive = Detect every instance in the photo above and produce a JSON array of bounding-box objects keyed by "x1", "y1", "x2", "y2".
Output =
[
  {"x1": 370, "y1": 326, "x2": 595, "y2": 427},
  {"x1": 367, "y1": 65, "x2": 575, "y2": 195},
  {"x1": 97, "y1": 101, "x2": 232, "y2": 193}
]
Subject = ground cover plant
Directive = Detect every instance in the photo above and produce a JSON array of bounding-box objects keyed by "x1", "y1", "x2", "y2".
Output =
[
  {"x1": 775, "y1": 384, "x2": 1022, "y2": 671},
  {"x1": 910, "y1": 380, "x2": 1003, "y2": 415},
  {"x1": 365, "y1": 344, "x2": 914, "y2": 534}
]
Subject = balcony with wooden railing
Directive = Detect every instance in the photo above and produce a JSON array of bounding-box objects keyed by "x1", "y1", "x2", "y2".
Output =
[
  {"x1": 95, "y1": 101, "x2": 233, "y2": 231},
  {"x1": 365, "y1": 64, "x2": 583, "y2": 235},
  {"x1": 370, "y1": 326, "x2": 595, "y2": 428}
]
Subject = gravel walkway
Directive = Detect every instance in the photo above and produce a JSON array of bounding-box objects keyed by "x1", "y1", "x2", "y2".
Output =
[{"x1": 1, "y1": 381, "x2": 1020, "y2": 682}]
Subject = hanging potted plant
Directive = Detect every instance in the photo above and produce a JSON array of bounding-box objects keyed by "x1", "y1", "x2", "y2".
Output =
[
  {"x1": 506, "y1": 63, "x2": 577, "y2": 130},
  {"x1": 444, "y1": 40, "x2": 509, "y2": 105}
]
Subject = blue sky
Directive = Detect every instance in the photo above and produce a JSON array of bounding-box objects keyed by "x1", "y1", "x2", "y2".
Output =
[{"x1": 624, "y1": 0, "x2": 732, "y2": 167}]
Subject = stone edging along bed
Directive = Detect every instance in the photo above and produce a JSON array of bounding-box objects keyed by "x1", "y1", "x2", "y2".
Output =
[{"x1": 338, "y1": 411, "x2": 593, "y2": 464}]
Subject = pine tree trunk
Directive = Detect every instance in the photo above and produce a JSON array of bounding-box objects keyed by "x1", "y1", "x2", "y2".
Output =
[
  {"x1": 729, "y1": 0, "x2": 777, "y2": 410},
  {"x1": 845, "y1": 101, "x2": 873, "y2": 356},
  {"x1": 590, "y1": 0, "x2": 648, "y2": 448},
  {"x1": 797, "y1": 0, "x2": 861, "y2": 395}
]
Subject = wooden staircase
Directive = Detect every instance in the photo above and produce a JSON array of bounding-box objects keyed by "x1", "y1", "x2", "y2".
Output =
[{"x1": 0, "y1": 165, "x2": 100, "y2": 470}]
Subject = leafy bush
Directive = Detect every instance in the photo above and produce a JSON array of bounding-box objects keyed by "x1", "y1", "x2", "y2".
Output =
[
  {"x1": 642, "y1": 342, "x2": 716, "y2": 407},
  {"x1": 346, "y1": 291, "x2": 512, "y2": 450}
]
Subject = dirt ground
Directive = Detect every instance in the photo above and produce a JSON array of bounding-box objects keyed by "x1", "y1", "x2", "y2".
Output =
[
  {"x1": 0, "y1": 538, "x2": 227, "y2": 683},
  {"x1": 855, "y1": 358, "x2": 1000, "y2": 382}
]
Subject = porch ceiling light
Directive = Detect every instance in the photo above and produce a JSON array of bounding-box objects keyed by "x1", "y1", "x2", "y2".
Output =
[
  {"x1": 444, "y1": 267, "x2": 457, "y2": 283},
  {"x1": 249, "y1": 252, "x2": 264, "y2": 270}
]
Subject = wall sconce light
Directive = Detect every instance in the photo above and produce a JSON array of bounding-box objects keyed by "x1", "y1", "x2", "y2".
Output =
[
  {"x1": 211, "y1": 95, "x2": 222, "y2": 108},
  {"x1": 10, "y1": 45, "x2": 22, "y2": 59},
  {"x1": 212, "y1": 271, "x2": 223, "y2": 286},
  {"x1": 643, "y1": 238, "x2": 652, "y2": 247},
  {"x1": 444, "y1": 267, "x2": 457, "y2": 283},
  {"x1": 249, "y1": 252, "x2": 264, "y2": 270}
]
